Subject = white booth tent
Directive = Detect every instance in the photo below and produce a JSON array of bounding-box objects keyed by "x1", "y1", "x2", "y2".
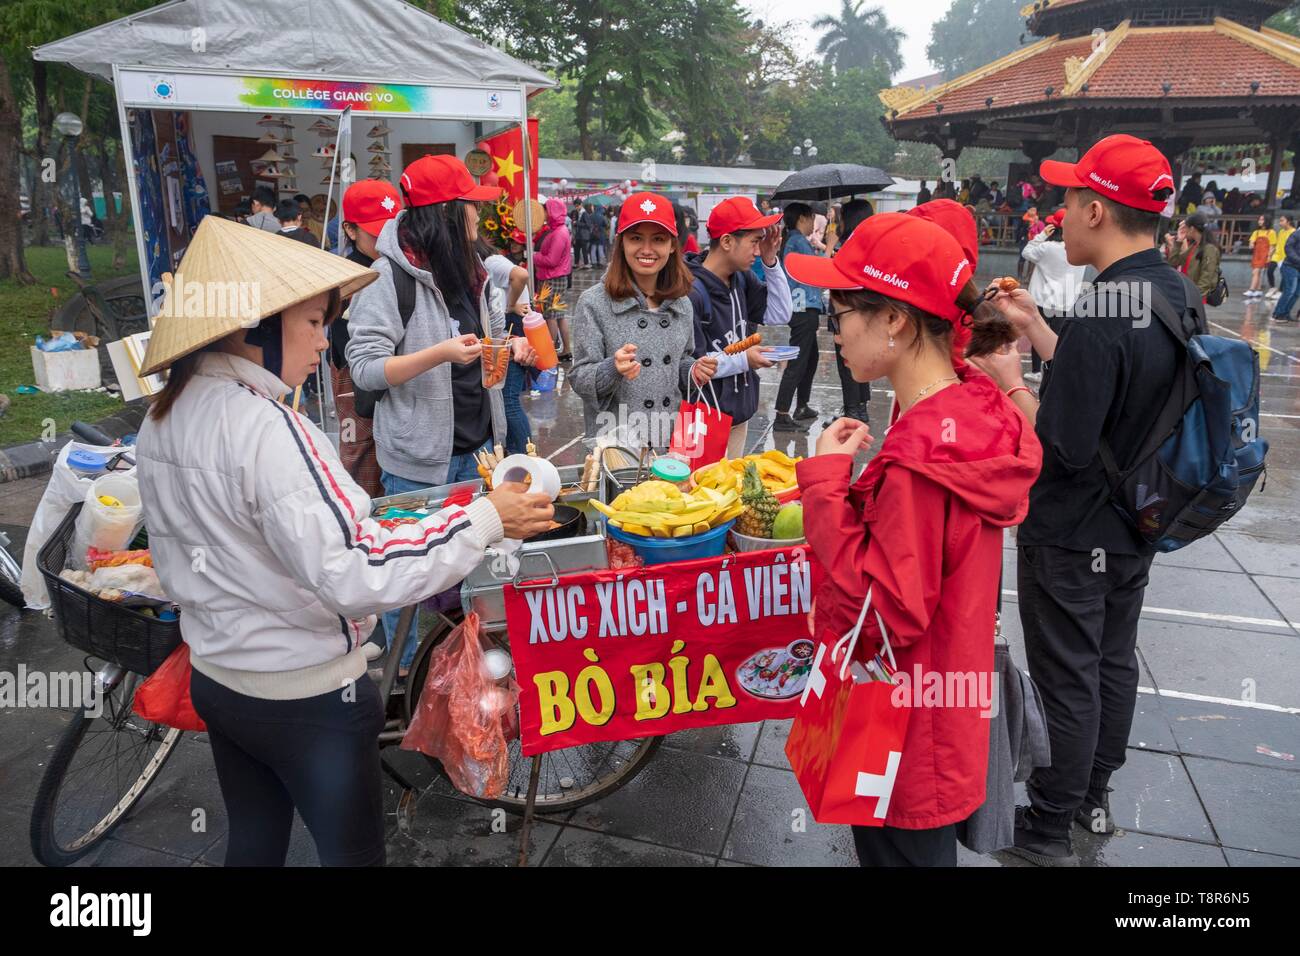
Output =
[{"x1": 34, "y1": 0, "x2": 555, "y2": 320}]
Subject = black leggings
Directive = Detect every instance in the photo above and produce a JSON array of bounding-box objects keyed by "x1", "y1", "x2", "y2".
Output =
[
  {"x1": 776, "y1": 308, "x2": 822, "y2": 412},
  {"x1": 853, "y1": 823, "x2": 957, "y2": 866},
  {"x1": 190, "y1": 667, "x2": 387, "y2": 866}
]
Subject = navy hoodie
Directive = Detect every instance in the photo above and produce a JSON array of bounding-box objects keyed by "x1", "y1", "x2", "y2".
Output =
[{"x1": 686, "y1": 252, "x2": 770, "y2": 424}]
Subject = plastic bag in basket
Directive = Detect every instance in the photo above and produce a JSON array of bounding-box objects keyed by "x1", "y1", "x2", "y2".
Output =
[
  {"x1": 400, "y1": 613, "x2": 519, "y2": 799},
  {"x1": 132, "y1": 643, "x2": 206, "y2": 732}
]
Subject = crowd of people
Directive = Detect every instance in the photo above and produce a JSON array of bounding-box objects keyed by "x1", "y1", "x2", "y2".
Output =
[{"x1": 137, "y1": 130, "x2": 1244, "y2": 869}]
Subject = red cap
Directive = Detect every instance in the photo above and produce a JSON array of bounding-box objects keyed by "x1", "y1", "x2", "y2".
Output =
[
  {"x1": 616, "y1": 192, "x2": 677, "y2": 236},
  {"x1": 907, "y1": 199, "x2": 978, "y2": 268},
  {"x1": 342, "y1": 180, "x2": 403, "y2": 237},
  {"x1": 784, "y1": 213, "x2": 973, "y2": 324},
  {"x1": 399, "y1": 154, "x2": 500, "y2": 207},
  {"x1": 1039, "y1": 134, "x2": 1174, "y2": 212},
  {"x1": 706, "y1": 196, "x2": 781, "y2": 238},
  {"x1": 1046, "y1": 208, "x2": 1066, "y2": 229}
]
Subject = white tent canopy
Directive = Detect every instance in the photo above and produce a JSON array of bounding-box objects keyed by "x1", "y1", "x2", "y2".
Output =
[{"x1": 33, "y1": 0, "x2": 554, "y2": 91}]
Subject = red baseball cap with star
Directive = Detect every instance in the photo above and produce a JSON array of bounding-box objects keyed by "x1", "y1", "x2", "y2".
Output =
[
  {"x1": 1039, "y1": 134, "x2": 1174, "y2": 212},
  {"x1": 706, "y1": 196, "x2": 781, "y2": 238},
  {"x1": 342, "y1": 180, "x2": 403, "y2": 237},
  {"x1": 784, "y1": 213, "x2": 973, "y2": 324},
  {"x1": 616, "y1": 192, "x2": 677, "y2": 236},
  {"x1": 399, "y1": 154, "x2": 500, "y2": 207}
]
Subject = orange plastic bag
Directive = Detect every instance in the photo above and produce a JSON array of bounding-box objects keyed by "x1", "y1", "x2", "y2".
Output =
[
  {"x1": 132, "y1": 643, "x2": 207, "y2": 732},
  {"x1": 400, "y1": 613, "x2": 519, "y2": 799}
]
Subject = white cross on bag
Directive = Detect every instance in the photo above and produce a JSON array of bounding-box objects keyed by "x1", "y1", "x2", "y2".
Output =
[
  {"x1": 855, "y1": 750, "x2": 902, "y2": 819},
  {"x1": 800, "y1": 642, "x2": 829, "y2": 706}
]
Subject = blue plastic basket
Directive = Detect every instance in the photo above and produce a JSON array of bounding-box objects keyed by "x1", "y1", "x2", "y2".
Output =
[{"x1": 605, "y1": 519, "x2": 735, "y2": 566}]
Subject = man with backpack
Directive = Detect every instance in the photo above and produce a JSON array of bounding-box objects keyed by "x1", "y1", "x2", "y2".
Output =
[{"x1": 971, "y1": 135, "x2": 1227, "y2": 865}]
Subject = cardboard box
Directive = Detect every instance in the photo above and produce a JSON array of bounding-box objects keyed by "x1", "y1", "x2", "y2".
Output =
[{"x1": 31, "y1": 345, "x2": 101, "y2": 392}]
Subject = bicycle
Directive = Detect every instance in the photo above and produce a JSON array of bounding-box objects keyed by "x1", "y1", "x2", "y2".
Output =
[{"x1": 28, "y1": 465, "x2": 661, "y2": 865}]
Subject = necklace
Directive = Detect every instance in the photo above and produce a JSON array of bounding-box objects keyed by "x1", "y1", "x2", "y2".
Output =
[{"x1": 906, "y1": 375, "x2": 958, "y2": 409}]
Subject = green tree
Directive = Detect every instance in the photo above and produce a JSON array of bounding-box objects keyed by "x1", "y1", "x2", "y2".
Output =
[
  {"x1": 1267, "y1": 2, "x2": 1300, "y2": 36},
  {"x1": 926, "y1": 0, "x2": 1025, "y2": 80},
  {"x1": 813, "y1": 1, "x2": 904, "y2": 77}
]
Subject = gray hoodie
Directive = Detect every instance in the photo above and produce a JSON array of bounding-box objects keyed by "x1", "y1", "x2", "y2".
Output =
[{"x1": 345, "y1": 213, "x2": 506, "y2": 485}]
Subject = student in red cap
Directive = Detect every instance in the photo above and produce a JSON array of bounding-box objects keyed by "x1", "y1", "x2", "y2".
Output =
[
  {"x1": 971, "y1": 134, "x2": 1197, "y2": 866},
  {"x1": 687, "y1": 196, "x2": 793, "y2": 457},
  {"x1": 906, "y1": 198, "x2": 979, "y2": 376},
  {"x1": 326, "y1": 180, "x2": 404, "y2": 498},
  {"x1": 571, "y1": 192, "x2": 717, "y2": 443},
  {"x1": 346, "y1": 154, "x2": 532, "y2": 672},
  {"x1": 787, "y1": 213, "x2": 1040, "y2": 867}
]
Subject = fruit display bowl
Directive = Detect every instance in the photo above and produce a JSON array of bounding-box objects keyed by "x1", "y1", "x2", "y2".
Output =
[
  {"x1": 606, "y1": 519, "x2": 736, "y2": 566},
  {"x1": 729, "y1": 529, "x2": 806, "y2": 553}
]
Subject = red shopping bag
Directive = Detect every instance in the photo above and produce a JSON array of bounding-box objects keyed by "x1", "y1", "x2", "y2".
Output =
[
  {"x1": 785, "y1": 586, "x2": 910, "y2": 826},
  {"x1": 669, "y1": 378, "x2": 731, "y2": 468},
  {"x1": 401, "y1": 612, "x2": 520, "y2": 800},
  {"x1": 132, "y1": 643, "x2": 207, "y2": 732}
]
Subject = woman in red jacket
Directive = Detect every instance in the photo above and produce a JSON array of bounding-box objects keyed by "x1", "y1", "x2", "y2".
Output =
[{"x1": 785, "y1": 213, "x2": 1042, "y2": 866}]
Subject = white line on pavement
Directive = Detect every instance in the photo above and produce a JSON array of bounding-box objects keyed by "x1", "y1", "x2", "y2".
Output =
[
  {"x1": 1001, "y1": 589, "x2": 1296, "y2": 630},
  {"x1": 1209, "y1": 320, "x2": 1300, "y2": 363},
  {"x1": 1137, "y1": 686, "x2": 1300, "y2": 715}
]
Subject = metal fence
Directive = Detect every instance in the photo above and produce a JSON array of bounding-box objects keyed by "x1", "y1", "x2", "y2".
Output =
[{"x1": 973, "y1": 211, "x2": 1269, "y2": 255}]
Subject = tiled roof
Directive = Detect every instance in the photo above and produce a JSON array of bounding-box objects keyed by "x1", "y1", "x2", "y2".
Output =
[
  {"x1": 1085, "y1": 30, "x2": 1300, "y2": 98},
  {"x1": 898, "y1": 36, "x2": 1094, "y2": 119},
  {"x1": 888, "y1": 23, "x2": 1300, "y2": 120}
]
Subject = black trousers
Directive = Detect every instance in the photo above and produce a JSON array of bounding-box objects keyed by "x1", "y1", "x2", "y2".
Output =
[
  {"x1": 853, "y1": 823, "x2": 957, "y2": 867},
  {"x1": 190, "y1": 667, "x2": 387, "y2": 866},
  {"x1": 776, "y1": 308, "x2": 822, "y2": 412},
  {"x1": 1017, "y1": 544, "x2": 1154, "y2": 817}
]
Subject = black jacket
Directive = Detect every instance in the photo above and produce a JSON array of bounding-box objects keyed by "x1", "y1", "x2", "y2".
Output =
[{"x1": 685, "y1": 252, "x2": 769, "y2": 425}]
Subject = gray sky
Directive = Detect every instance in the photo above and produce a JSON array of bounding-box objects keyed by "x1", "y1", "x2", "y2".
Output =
[{"x1": 745, "y1": 0, "x2": 956, "y2": 82}]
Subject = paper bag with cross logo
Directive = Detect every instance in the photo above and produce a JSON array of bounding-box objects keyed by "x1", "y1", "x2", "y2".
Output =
[
  {"x1": 785, "y1": 586, "x2": 910, "y2": 826},
  {"x1": 669, "y1": 377, "x2": 731, "y2": 469}
]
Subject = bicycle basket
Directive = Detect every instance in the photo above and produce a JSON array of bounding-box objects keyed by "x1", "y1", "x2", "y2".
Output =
[{"x1": 37, "y1": 503, "x2": 180, "y2": 675}]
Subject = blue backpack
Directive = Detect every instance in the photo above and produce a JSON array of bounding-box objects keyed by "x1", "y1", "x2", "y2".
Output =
[{"x1": 1099, "y1": 274, "x2": 1268, "y2": 552}]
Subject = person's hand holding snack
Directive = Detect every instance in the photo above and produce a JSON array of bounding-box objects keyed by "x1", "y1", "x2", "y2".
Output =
[
  {"x1": 614, "y1": 343, "x2": 641, "y2": 380},
  {"x1": 814, "y1": 417, "x2": 873, "y2": 457},
  {"x1": 432, "y1": 334, "x2": 481, "y2": 366}
]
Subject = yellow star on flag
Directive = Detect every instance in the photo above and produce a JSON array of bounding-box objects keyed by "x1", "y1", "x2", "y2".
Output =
[{"x1": 493, "y1": 149, "x2": 524, "y2": 187}]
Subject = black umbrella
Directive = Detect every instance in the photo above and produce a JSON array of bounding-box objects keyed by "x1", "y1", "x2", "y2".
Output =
[{"x1": 770, "y1": 163, "x2": 894, "y2": 201}]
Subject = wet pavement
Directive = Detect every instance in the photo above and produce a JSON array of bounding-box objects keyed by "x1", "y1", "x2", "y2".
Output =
[{"x1": 0, "y1": 269, "x2": 1296, "y2": 867}]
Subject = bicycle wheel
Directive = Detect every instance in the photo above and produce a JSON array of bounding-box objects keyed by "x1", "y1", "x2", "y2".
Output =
[
  {"x1": 0, "y1": 539, "x2": 25, "y2": 609},
  {"x1": 30, "y1": 666, "x2": 181, "y2": 866},
  {"x1": 404, "y1": 612, "x2": 662, "y2": 813}
]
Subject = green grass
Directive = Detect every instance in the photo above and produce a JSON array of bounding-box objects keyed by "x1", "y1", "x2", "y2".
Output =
[{"x1": 0, "y1": 244, "x2": 141, "y2": 448}]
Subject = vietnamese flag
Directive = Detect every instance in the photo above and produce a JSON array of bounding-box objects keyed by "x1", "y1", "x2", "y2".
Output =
[{"x1": 478, "y1": 118, "x2": 539, "y2": 206}]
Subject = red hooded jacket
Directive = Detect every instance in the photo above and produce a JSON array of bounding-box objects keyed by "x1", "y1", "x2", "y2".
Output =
[{"x1": 795, "y1": 369, "x2": 1042, "y2": 829}]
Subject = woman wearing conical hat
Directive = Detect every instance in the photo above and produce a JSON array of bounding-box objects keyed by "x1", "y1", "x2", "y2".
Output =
[{"x1": 135, "y1": 217, "x2": 554, "y2": 867}]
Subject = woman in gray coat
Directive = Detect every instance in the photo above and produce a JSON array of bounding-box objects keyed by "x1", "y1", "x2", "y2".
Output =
[{"x1": 571, "y1": 192, "x2": 717, "y2": 445}]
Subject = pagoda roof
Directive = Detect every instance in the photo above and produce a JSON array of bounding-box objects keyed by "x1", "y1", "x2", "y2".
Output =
[
  {"x1": 881, "y1": 18, "x2": 1300, "y2": 149},
  {"x1": 1021, "y1": 0, "x2": 1290, "y2": 35}
]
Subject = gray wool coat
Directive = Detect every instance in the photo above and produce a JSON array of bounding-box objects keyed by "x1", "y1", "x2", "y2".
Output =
[{"x1": 569, "y1": 284, "x2": 697, "y2": 443}]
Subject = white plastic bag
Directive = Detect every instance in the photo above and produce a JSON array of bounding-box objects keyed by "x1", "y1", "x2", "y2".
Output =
[{"x1": 20, "y1": 442, "x2": 134, "y2": 609}]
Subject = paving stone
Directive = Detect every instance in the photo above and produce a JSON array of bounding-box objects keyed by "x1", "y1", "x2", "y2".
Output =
[
  {"x1": 543, "y1": 827, "x2": 714, "y2": 866},
  {"x1": 663, "y1": 721, "x2": 761, "y2": 762},
  {"x1": 565, "y1": 747, "x2": 745, "y2": 857},
  {"x1": 721, "y1": 764, "x2": 857, "y2": 867},
  {"x1": 1107, "y1": 749, "x2": 1216, "y2": 844},
  {"x1": 1185, "y1": 755, "x2": 1300, "y2": 858}
]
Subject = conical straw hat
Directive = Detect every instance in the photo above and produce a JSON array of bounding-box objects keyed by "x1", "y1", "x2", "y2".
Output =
[{"x1": 140, "y1": 216, "x2": 377, "y2": 376}]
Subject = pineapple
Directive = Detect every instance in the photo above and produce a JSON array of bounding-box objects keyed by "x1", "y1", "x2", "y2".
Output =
[{"x1": 737, "y1": 462, "x2": 780, "y2": 538}]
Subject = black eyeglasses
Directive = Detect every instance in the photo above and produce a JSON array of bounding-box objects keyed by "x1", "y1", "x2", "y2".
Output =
[{"x1": 827, "y1": 307, "x2": 857, "y2": 335}]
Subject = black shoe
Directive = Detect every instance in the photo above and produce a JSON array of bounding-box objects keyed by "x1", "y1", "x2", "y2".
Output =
[
  {"x1": 1005, "y1": 805, "x2": 1079, "y2": 867},
  {"x1": 792, "y1": 404, "x2": 819, "y2": 422},
  {"x1": 773, "y1": 412, "x2": 808, "y2": 432},
  {"x1": 842, "y1": 403, "x2": 870, "y2": 425},
  {"x1": 1075, "y1": 780, "x2": 1117, "y2": 834}
]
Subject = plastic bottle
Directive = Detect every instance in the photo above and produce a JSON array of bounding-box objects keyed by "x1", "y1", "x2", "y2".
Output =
[{"x1": 521, "y1": 311, "x2": 559, "y2": 371}]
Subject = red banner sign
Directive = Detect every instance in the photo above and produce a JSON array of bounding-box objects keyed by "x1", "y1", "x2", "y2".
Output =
[{"x1": 505, "y1": 547, "x2": 824, "y2": 755}]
